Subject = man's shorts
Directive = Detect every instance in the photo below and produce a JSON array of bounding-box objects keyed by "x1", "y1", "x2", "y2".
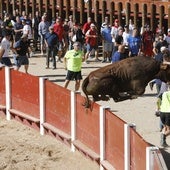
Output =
[
  {"x1": 104, "y1": 42, "x2": 113, "y2": 52},
  {"x1": 16, "y1": 55, "x2": 29, "y2": 67},
  {"x1": 86, "y1": 43, "x2": 98, "y2": 52},
  {"x1": 65, "y1": 70, "x2": 82, "y2": 81},
  {"x1": 1, "y1": 57, "x2": 12, "y2": 66},
  {"x1": 160, "y1": 112, "x2": 170, "y2": 126}
]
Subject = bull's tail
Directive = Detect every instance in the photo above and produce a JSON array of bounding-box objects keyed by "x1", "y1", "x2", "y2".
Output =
[{"x1": 82, "y1": 76, "x2": 91, "y2": 108}]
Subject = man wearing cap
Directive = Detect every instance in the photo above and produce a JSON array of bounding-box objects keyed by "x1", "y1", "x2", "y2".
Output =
[
  {"x1": 63, "y1": 41, "x2": 84, "y2": 91},
  {"x1": 101, "y1": 22, "x2": 112, "y2": 62},
  {"x1": 84, "y1": 23, "x2": 100, "y2": 63},
  {"x1": 45, "y1": 26, "x2": 59, "y2": 69},
  {"x1": 13, "y1": 34, "x2": 30, "y2": 73}
]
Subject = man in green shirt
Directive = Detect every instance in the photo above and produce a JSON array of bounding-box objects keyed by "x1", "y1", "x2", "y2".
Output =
[
  {"x1": 63, "y1": 41, "x2": 84, "y2": 91},
  {"x1": 160, "y1": 91, "x2": 170, "y2": 147}
]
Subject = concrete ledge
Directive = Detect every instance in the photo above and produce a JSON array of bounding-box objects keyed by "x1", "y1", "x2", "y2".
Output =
[
  {"x1": 0, "y1": 105, "x2": 6, "y2": 110},
  {"x1": 101, "y1": 160, "x2": 115, "y2": 170},
  {"x1": 9, "y1": 109, "x2": 40, "y2": 123},
  {"x1": 43, "y1": 122, "x2": 71, "y2": 141},
  {"x1": 73, "y1": 140, "x2": 100, "y2": 162}
]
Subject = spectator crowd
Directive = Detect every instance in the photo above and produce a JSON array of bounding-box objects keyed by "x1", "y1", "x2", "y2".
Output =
[{"x1": 0, "y1": 10, "x2": 170, "y2": 67}]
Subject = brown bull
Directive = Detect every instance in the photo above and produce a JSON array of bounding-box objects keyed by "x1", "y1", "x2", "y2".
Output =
[{"x1": 82, "y1": 56, "x2": 170, "y2": 108}]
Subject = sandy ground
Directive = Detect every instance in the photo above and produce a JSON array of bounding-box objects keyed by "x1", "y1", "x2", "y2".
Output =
[
  {"x1": 0, "y1": 117, "x2": 99, "y2": 170},
  {"x1": 0, "y1": 54, "x2": 169, "y2": 169}
]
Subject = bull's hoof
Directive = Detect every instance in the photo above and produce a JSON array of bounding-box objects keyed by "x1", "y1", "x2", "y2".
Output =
[
  {"x1": 131, "y1": 95, "x2": 138, "y2": 99},
  {"x1": 82, "y1": 102, "x2": 90, "y2": 108},
  {"x1": 114, "y1": 98, "x2": 120, "y2": 102}
]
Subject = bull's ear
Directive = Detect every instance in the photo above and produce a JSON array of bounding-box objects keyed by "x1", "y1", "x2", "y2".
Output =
[{"x1": 160, "y1": 64, "x2": 168, "y2": 70}]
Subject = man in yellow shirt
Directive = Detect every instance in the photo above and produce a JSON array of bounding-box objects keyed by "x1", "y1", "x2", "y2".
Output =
[
  {"x1": 160, "y1": 91, "x2": 170, "y2": 147},
  {"x1": 63, "y1": 41, "x2": 84, "y2": 91}
]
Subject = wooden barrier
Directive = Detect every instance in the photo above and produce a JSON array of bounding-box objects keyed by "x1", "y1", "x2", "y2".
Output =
[
  {"x1": 0, "y1": 66, "x2": 168, "y2": 170},
  {"x1": 0, "y1": 68, "x2": 6, "y2": 107},
  {"x1": 0, "y1": 68, "x2": 6, "y2": 117}
]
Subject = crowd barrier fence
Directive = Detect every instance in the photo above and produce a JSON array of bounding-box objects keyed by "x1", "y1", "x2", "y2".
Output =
[{"x1": 0, "y1": 67, "x2": 168, "y2": 170}]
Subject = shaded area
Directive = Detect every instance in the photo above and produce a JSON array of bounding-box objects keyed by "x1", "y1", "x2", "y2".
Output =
[{"x1": 160, "y1": 149, "x2": 170, "y2": 169}]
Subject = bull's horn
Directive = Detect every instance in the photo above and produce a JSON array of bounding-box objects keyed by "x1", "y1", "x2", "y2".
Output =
[{"x1": 163, "y1": 61, "x2": 170, "y2": 65}]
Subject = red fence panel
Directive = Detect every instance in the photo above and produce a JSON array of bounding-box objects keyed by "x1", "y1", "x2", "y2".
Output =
[
  {"x1": 45, "y1": 80, "x2": 71, "y2": 134},
  {"x1": 11, "y1": 70, "x2": 39, "y2": 118},
  {"x1": 130, "y1": 129, "x2": 150, "y2": 170},
  {"x1": 76, "y1": 94, "x2": 100, "y2": 155},
  {"x1": 0, "y1": 68, "x2": 5, "y2": 106},
  {"x1": 105, "y1": 110, "x2": 125, "y2": 170}
]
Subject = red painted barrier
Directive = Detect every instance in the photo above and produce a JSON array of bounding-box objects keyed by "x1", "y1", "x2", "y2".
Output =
[
  {"x1": 0, "y1": 68, "x2": 5, "y2": 106},
  {"x1": 0, "y1": 67, "x2": 167, "y2": 169},
  {"x1": 10, "y1": 70, "x2": 39, "y2": 118},
  {"x1": 130, "y1": 129, "x2": 149, "y2": 170},
  {"x1": 45, "y1": 80, "x2": 71, "y2": 134},
  {"x1": 105, "y1": 110, "x2": 125, "y2": 170},
  {"x1": 76, "y1": 94, "x2": 100, "y2": 155}
]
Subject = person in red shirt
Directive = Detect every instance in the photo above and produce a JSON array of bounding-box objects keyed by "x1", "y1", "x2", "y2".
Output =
[
  {"x1": 82, "y1": 17, "x2": 92, "y2": 35},
  {"x1": 53, "y1": 17, "x2": 64, "y2": 62},
  {"x1": 84, "y1": 23, "x2": 100, "y2": 63},
  {"x1": 141, "y1": 25, "x2": 154, "y2": 57}
]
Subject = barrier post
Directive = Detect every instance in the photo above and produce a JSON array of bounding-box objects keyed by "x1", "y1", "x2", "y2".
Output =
[
  {"x1": 71, "y1": 91, "x2": 80, "y2": 152},
  {"x1": 5, "y1": 67, "x2": 11, "y2": 120},
  {"x1": 39, "y1": 77, "x2": 46, "y2": 135},
  {"x1": 100, "y1": 106, "x2": 110, "y2": 170},
  {"x1": 146, "y1": 146, "x2": 159, "y2": 170},
  {"x1": 124, "y1": 123, "x2": 136, "y2": 170}
]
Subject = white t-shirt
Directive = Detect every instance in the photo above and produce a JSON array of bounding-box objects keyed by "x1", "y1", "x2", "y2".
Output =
[
  {"x1": 1, "y1": 37, "x2": 10, "y2": 58},
  {"x1": 111, "y1": 26, "x2": 119, "y2": 43},
  {"x1": 23, "y1": 24, "x2": 32, "y2": 39},
  {"x1": 123, "y1": 32, "x2": 130, "y2": 46}
]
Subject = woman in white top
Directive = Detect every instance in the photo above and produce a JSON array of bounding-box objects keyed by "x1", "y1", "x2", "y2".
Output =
[{"x1": 0, "y1": 31, "x2": 12, "y2": 66}]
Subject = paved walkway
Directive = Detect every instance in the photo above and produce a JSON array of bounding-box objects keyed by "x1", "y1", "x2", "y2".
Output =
[{"x1": 14, "y1": 54, "x2": 170, "y2": 168}]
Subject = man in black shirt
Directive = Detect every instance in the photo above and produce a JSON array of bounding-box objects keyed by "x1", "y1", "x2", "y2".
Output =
[{"x1": 13, "y1": 34, "x2": 30, "y2": 73}]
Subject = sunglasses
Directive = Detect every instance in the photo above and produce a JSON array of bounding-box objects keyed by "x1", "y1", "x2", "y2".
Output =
[{"x1": 73, "y1": 53, "x2": 79, "y2": 57}]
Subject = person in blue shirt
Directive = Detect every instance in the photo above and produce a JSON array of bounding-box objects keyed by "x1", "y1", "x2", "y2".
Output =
[
  {"x1": 111, "y1": 45, "x2": 126, "y2": 63},
  {"x1": 45, "y1": 26, "x2": 59, "y2": 69},
  {"x1": 127, "y1": 28, "x2": 141, "y2": 57},
  {"x1": 101, "y1": 23, "x2": 113, "y2": 62}
]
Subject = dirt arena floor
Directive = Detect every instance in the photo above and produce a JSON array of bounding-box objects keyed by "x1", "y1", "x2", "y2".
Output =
[
  {"x1": 0, "y1": 117, "x2": 99, "y2": 170},
  {"x1": 1, "y1": 54, "x2": 169, "y2": 169}
]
